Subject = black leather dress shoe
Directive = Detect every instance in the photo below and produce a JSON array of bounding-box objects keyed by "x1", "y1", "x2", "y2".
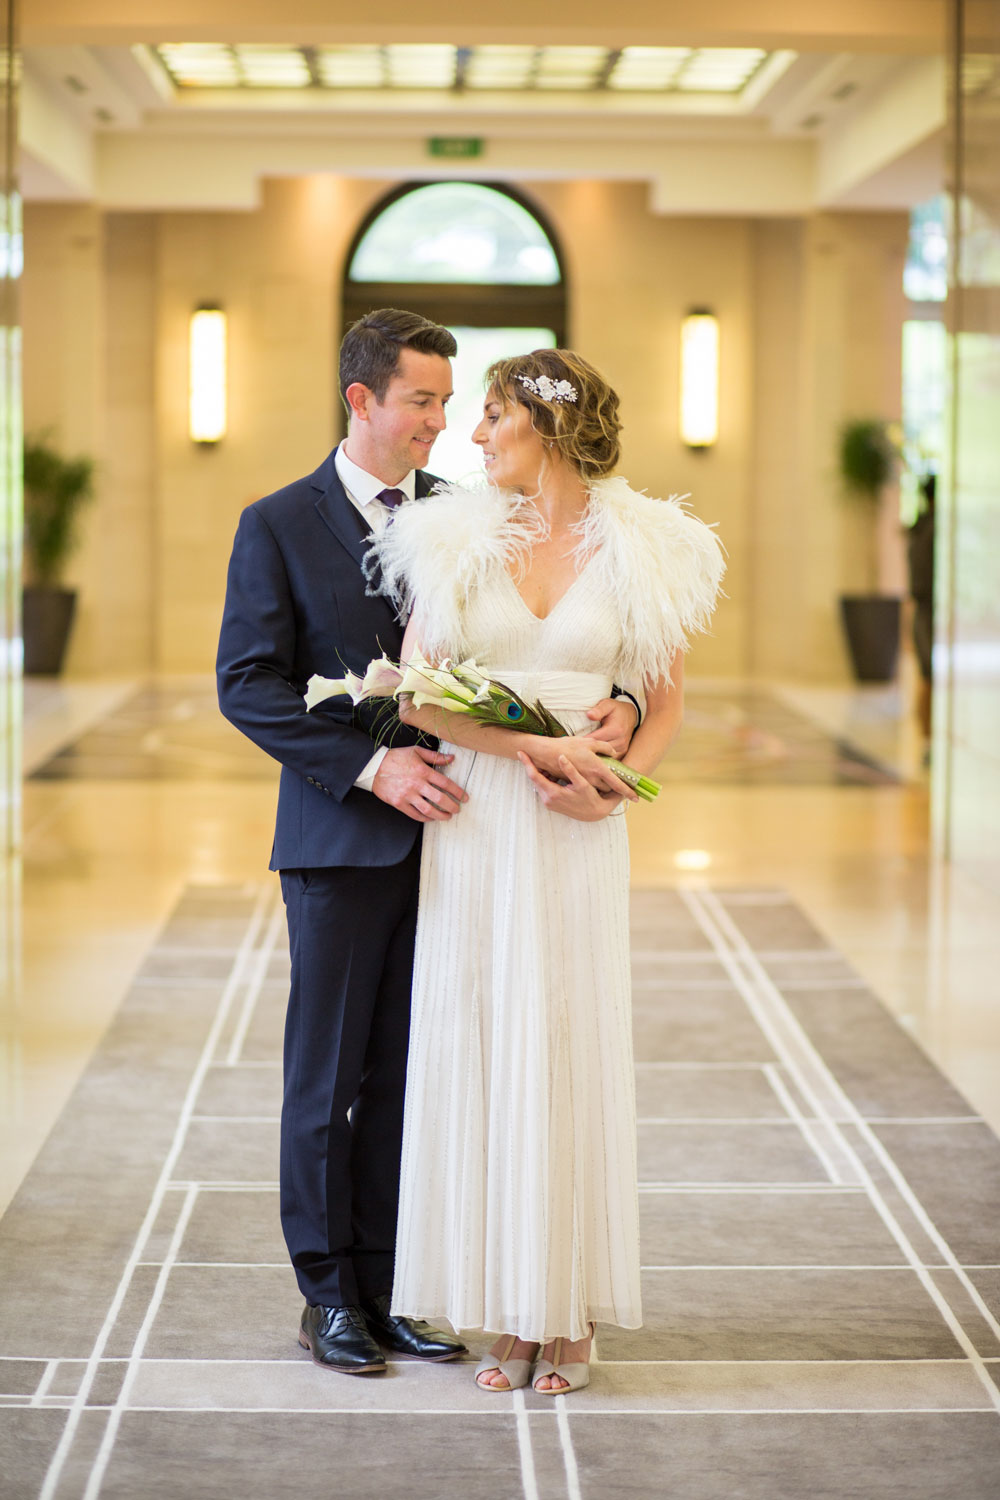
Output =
[
  {"x1": 360, "y1": 1293, "x2": 467, "y2": 1361},
  {"x1": 298, "y1": 1303, "x2": 387, "y2": 1374}
]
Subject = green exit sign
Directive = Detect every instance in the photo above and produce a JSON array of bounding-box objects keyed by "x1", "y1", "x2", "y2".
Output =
[{"x1": 427, "y1": 137, "x2": 484, "y2": 159}]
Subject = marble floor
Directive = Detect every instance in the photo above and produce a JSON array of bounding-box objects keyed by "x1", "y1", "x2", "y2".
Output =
[{"x1": 1, "y1": 672, "x2": 999, "y2": 1497}]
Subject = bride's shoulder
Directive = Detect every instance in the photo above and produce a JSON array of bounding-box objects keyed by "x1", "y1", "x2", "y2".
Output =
[
  {"x1": 587, "y1": 475, "x2": 723, "y2": 555},
  {"x1": 582, "y1": 474, "x2": 726, "y2": 681},
  {"x1": 585, "y1": 474, "x2": 725, "y2": 583}
]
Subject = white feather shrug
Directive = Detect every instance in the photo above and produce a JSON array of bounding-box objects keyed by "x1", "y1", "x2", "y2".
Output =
[{"x1": 367, "y1": 476, "x2": 725, "y2": 685}]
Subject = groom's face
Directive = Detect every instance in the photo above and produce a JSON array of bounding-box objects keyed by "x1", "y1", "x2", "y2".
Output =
[{"x1": 350, "y1": 348, "x2": 453, "y2": 481}]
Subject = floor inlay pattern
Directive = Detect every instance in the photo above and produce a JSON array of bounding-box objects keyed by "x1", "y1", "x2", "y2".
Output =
[
  {"x1": 28, "y1": 682, "x2": 899, "y2": 787},
  {"x1": 1, "y1": 883, "x2": 997, "y2": 1499}
]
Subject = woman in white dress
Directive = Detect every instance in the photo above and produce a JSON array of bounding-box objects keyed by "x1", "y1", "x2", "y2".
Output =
[{"x1": 372, "y1": 349, "x2": 724, "y2": 1393}]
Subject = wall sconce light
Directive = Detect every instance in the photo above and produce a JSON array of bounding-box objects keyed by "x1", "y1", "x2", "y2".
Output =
[
  {"x1": 189, "y1": 305, "x2": 227, "y2": 444},
  {"x1": 679, "y1": 309, "x2": 719, "y2": 450}
]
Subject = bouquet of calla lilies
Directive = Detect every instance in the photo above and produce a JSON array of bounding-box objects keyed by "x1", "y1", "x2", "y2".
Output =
[{"x1": 305, "y1": 653, "x2": 661, "y2": 802}]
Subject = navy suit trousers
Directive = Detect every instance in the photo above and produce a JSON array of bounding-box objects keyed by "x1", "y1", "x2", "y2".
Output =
[{"x1": 279, "y1": 844, "x2": 421, "y2": 1308}]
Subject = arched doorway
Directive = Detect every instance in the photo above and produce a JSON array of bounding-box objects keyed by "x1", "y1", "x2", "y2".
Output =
[{"x1": 342, "y1": 181, "x2": 567, "y2": 479}]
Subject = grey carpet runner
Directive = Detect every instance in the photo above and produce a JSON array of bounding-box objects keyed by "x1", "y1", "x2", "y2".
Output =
[{"x1": 1, "y1": 883, "x2": 998, "y2": 1499}]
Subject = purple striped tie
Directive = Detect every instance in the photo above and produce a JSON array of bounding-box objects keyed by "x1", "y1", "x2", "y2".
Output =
[{"x1": 377, "y1": 488, "x2": 406, "y2": 524}]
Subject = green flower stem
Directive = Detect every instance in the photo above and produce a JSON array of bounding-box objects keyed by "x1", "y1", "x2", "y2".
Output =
[{"x1": 599, "y1": 757, "x2": 661, "y2": 802}]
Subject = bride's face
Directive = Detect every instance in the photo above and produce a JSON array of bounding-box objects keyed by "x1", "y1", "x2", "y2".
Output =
[{"x1": 472, "y1": 394, "x2": 547, "y2": 490}]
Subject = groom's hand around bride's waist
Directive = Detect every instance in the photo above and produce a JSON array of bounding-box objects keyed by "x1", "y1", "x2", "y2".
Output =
[
  {"x1": 372, "y1": 746, "x2": 469, "y2": 823},
  {"x1": 584, "y1": 697, "x2": 638, "y2": 760}
]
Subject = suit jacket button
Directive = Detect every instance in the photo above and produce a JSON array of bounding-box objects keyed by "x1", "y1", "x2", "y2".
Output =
[{"x1": 307, "y1": 776, "x2": 315, "y2": 784}]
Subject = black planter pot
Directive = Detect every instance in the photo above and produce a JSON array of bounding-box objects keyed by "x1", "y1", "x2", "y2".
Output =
[
  {"x1": 22, "y1": 585, "x2": 78, "y2": 675},
  {"x1": 839, "y1": 595, "x2": 901, "y2": 683}
]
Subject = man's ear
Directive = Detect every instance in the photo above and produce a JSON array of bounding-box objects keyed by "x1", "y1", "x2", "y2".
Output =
[{"x1": 345, "y1": 382, "x2": 373, "y2": 423}]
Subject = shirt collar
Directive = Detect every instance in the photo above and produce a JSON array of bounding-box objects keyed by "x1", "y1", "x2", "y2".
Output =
[{"x1": 335, "y1": 443, "x2": 416, "y2": 507}]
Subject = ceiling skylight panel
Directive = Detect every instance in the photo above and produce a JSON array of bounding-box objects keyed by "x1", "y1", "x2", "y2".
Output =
[
  {"x1": 158, "y1": 43, "x2": 239, "y2": 87},
  {"x1": 316, "y1": 47, "x2": 384, "y2": 87},
  {"x1": 152, "y1": 40, "x2": 777, "y2": 97},
  {"x1": 465, "y1": 45, "x2": 536, "y2": 89},
  {"x1": 465, "y1": 63, "x2": 535, "y2": 88},
  {"x1": 676, "y1": 48, "x2": 765, "y2": 91},
  {"x1": 607, "y1": 47, "x2": 691, "y2": 90},
  {"x1": 235, "y1": 46, "x2": 311, "y2": 87},
  {"x1": 385, "y1": 44, "x2": 456, "y2": 88},
  {"x1": 535, "y1": 46, "x2": 605, "y2": 89}
]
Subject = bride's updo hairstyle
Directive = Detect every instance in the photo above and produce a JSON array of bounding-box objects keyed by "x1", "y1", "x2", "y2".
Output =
[{"x1": 484, "y1": 349, "x2": 621, "y2": 479}]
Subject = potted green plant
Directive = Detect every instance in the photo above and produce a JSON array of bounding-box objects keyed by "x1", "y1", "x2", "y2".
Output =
[
  {"x1": 837, "y1": 418, "x2": 901, "y2": 683},
  {"x1": 22, "y1": 433, "x2": 95, "y2": 674}
]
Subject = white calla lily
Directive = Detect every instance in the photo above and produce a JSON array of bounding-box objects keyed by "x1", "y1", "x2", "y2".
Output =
[
  {"x1": 305, "y1": 672, "x2": 362, "y2": 709},
  {"x1": 396, "y1": 653, "x2": 476, "y2": 704},
  {"x1": 360, "y1": 655, "x2": 405, "y2": 698},
  {"x1": 411, "y1": 690, "x2": 473, "y2": 713},
  {"x1": 449, "y1": 658, "x2": 488, "y2": 692}
]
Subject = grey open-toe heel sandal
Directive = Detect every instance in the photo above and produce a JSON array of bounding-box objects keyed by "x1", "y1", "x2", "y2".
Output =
[
  {"x1": 475, "y1": 1334, "x2": 534, "y2": 1392},
  {"x1": 532, "y1": 1325, "x2": 594, "y2": 1395}
]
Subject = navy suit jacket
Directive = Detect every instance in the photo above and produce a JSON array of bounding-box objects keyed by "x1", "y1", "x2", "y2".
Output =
[{"x1": 217, "y1": 448, "x2": 440, "y2": 871}]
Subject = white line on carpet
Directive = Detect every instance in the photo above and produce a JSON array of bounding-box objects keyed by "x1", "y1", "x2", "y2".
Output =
[
  {"x1": 637, "y1": 1183, "x2": 864, "y2": 1193},
  {"x1": 29, "y1": 1359, "x2": 57, "y2": 1408},
  {"x1": 764, "y1": 1063, "x2": 843, "y2": 1184},
  {"x1": 513, "y1": 1388, "x2": 541, "y2": 1500},
  {"x1": 553, "y1": 1398, "x2": 583, "y2": 1500},
  {"x1": 68, "y1": 1404, "x2": 998, "y2": 1416},
  {"x1": 638, "y1": 1265, "x2": 924, "y2": 1272},
  {"x1": 634, "y1": 1061, "x2": 768, "y2": 1070},
  {"x1": 223, "y1": 900, "x2": 288, "y2": 1066},
  {"x1": 86, "y1": 1184, "x2": 200, "y2": 1499}
]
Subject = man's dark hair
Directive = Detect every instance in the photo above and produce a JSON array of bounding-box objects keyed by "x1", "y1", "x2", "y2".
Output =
[{"x1": 339, "y1": 308, "x2": 457, "y2": 413}]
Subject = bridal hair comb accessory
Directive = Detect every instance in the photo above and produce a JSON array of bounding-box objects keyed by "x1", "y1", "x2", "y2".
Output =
[{"x1": 517, "y1": 374, "x2": 578, "y2": 405}]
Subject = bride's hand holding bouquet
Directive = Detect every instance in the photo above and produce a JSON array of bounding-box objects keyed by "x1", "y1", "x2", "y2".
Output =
[
  {"x1": 515, "y1": 731, "x2": 638, "y2": 802},
  {"x1": 516, "y1": 746, "x2": 633, "y2": 822}
]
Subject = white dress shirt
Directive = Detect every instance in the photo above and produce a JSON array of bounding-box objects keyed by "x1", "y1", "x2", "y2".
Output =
[{"x1": 335, "y1": 444, "x2": 416, "y2": 792}]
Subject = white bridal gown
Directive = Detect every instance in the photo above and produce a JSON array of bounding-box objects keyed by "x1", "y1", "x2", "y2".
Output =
[{"x1": 374, "y1": 477, "x2": 724, "y2": 1343}]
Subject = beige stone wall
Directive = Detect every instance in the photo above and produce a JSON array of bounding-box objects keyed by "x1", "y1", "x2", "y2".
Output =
[
  {"x1": 749, "y1": 211, "x2": 909, "y2": 680},
  {"x1": 798, "y1": 212, "x2": 909, "y2": 675},
  {"x1": 102, "y1": 213, "x2": 157, "y2": 672},
  {"x1": 22, "y1": 180, "x2": 908, "y2": 681},
  {"x1": 528, "y1": 181, "x2": 753, "y2": 679},
  {"x1": 150, "y1": 177, "x2": 383, "y2": 670},
  {"x1": 22, "y1": 203, "x2": 105, "y2": 671}
]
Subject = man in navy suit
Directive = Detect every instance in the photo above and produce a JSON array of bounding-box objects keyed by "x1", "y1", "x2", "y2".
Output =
[{"x1": 218, "y1": 308, "x2": 638, "y2": 1374}]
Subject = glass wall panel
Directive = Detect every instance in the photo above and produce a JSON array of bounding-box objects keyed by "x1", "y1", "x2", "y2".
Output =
[
  {"x1": 0, "y1": 0, "x2": 20, "y2": 1071},
  {"x1": 900, "y1": 318, "x2": 946, "y2": 521},
  {"x1": 934, "y1": 0, "x2": 1000, "y2": 895}
]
